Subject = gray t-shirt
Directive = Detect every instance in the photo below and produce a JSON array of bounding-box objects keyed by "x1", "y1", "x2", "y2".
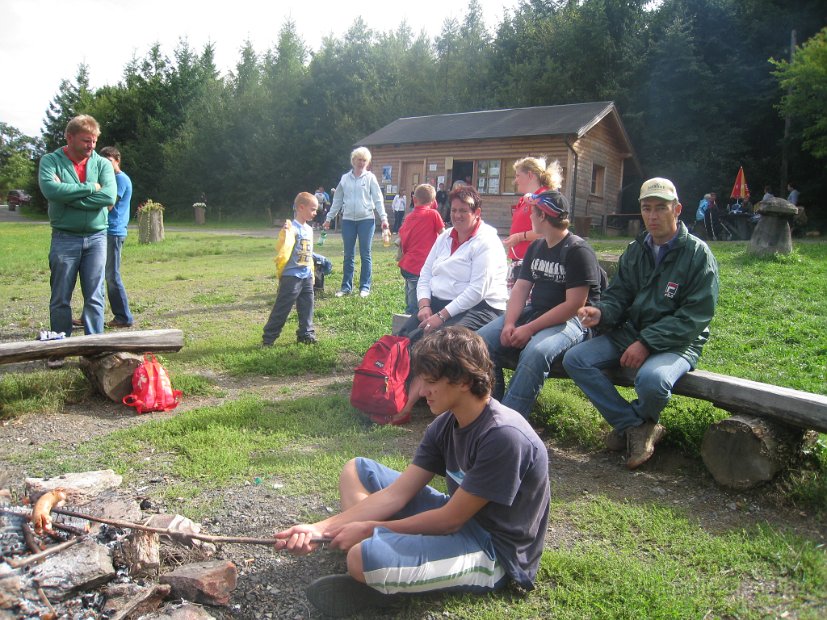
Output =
[{"x1": 413, "y1": 399, "x2": 550, "y2": 588}]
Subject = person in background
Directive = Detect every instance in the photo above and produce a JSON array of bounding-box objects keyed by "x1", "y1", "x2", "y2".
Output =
[
  {"x1": 275, "y1": 326, "x2": 550, "y2": 618},
  {"x1": 391, "y1": 187, "x2": 407, "y2": 233},
  {"x1": 324, "y1": 147, "x2": 389, "y2": 298},
  {"x1": 38, "y1": 114, "x2": 117, "y2": 367},
  {"x1": 694, "y1": 193, "x2": 712, "y2": 240},
  {"x1": 761, "y1": 185, "x2": 774, "y2": 202},
  {"x1": 435, "y1": 182, "x2": 449, "y2": 224},
  {"x1": 99, "y1": 146, "x2": 134, "y2": 328},
  {"x1": 314, "y1": 186, "x2": 330, "y2": 227},
  {"x1": 502, "y1": 157, "x2": 562, "y2": 292},
  {"x1": 262, "y1": 192, "x2": 319, "y2": 346},
  {"x1": 398, "y1": 184, "x2": 444, "y2": 314},
  {"x1": 563, "y1": 178, "x2": 719, "y2": 470},
  {"x1": 478, "y1": 190, "x2": 601, "y2": 419},
  {"x1": 786, "y1": 182, "x2": 800, "y2": 206}
]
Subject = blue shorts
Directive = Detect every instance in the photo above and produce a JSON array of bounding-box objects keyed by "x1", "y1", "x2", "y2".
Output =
[{"x1": 354, "y1": 457, "x2": 508, "y2": 594}]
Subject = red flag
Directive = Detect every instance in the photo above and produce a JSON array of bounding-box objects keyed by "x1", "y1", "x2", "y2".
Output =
[{"x1": 730, "y1": 166, "x2": 750, "y2": 200}]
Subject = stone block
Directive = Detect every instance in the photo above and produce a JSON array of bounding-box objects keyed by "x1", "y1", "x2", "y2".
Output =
[
  {"x1": 25, "y1": 469, "x2": 123, "y2": 505},
  {"x1": 31, "y1": 538, "x2": 115, "y2": 601},
  {"x1": 160, "y1": 560, "x2": 237, "y2": 606}
]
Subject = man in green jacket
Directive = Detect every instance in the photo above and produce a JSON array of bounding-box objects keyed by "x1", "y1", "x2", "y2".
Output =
[
  {"x1": 39, "y1": 115, "x2": 117, "y2": 353},
  {"x1": 563, "y1": 177, "x2": 719, "y2": 469}
]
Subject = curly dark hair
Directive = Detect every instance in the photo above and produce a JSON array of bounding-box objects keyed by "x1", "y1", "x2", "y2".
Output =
[
  {"x1": 410, "y1": 326, "x2": 493, "y2": 398},
  {"x1": 447, "y1": 185, "x2": 482, "y2": 212}
]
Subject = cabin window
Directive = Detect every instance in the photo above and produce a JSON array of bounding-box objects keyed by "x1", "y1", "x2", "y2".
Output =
[
  {"x1": 591, "y1": 164, "x2": 605, "y2": 196},
  {"x1": 502, "y1": 159, "x2": 518, "y2": 194},
  {"x1": 477, "y1": 159, "x2": 501, "y2": 195}
]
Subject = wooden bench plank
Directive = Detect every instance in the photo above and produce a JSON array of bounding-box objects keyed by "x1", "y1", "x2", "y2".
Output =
[
  {"x1": 390, "y1": 314, "x2": 827, "y2": 433},
  {"x1": 0, "y1": 330, "x2": 184, "y2": 364},
  {"x1": 547, "y1": 364, "x2": 827, "y2": 433}
]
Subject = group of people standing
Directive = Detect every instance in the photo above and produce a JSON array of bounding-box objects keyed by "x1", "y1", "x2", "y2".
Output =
[{"x1": 38, "y1": 115, "x2": 135, "y2": 367}]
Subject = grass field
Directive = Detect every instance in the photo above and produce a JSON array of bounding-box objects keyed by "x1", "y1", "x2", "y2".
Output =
[{"x1": 1, "y1": 221, "x2": 825, "y2": 618}]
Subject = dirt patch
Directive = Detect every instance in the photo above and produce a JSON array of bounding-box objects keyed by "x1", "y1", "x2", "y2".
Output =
[{"x1": 1, "y1": 369, "x2": 823, "y2": 618}]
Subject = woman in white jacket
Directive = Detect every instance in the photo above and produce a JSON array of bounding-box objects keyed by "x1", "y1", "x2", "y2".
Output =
[
  {"x1": 397, "y1": 185, "x2": 508, "y2": 419},
  {"x1": 324, "y1": 147, "x2": 389, "y2": 297}
]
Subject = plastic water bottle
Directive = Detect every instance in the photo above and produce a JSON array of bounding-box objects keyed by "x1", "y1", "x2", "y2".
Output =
[
  {"x1": 382, "y1": 228, "x2": 391, "y2": 247},
  {"x1": 318, "y1": 231, "x2": 327, "y2": 246}
]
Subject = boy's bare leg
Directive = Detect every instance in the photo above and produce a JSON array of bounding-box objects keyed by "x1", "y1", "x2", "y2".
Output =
[{"x1": 339, "y1": 458, "x2": 371, "y2": 510}]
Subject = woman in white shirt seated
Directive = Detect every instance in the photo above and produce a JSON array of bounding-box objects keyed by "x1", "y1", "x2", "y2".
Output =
[{"x1": 398, "y1": 185, "x2": 508, "y2": 417}]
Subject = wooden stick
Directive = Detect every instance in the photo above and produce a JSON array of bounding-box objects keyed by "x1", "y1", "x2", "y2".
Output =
[
  {"x1": 5, "y1": 536, "x2": 82, "y2": 568},
  {"x1": 21, "y1": 520, "x2": 43, "y2": 554},
  {"x1": 37, "y1": 587, "x2": 56, "y2": 616},
  {"x1": 51, "y1": 508, "x2": 330, "y2": 545}
]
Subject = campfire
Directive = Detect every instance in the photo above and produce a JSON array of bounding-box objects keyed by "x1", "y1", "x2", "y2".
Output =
[{"x1": 0, "y1": 470, "x2": 246, "y2": 619}]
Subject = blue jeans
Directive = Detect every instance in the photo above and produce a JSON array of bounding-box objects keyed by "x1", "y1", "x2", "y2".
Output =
[
  {"x1": 105, "y1": 235, "x2": 133, "y2": 325},
  {"x1": 478, "y1": 309, "x2": 587, "y2": 419},
  {"x1": 400, "y1": 268, "x2": 418, "y2": 315},
  {"x1": 340, "y1": 218, "x2": 375, "y2": 293},
  {"x1": 562, "y1": 334, "x2": 691, "y2": 432},
  {"x1": 49, "y1": 229, "x2": 107, "y2": 335}
]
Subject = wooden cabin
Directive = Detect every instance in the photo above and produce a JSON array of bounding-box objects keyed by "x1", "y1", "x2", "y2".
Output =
[{"x1": 358, "y1": 101, "x2": 642, "y2": 234}]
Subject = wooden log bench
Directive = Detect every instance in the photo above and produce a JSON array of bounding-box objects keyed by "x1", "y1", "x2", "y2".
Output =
[
  {"x1": 0, "y1": 329, "x2": 184, "y2": 403},
  {"x1": 391, "y1": 313, "x2": 827, "y2": 489}
]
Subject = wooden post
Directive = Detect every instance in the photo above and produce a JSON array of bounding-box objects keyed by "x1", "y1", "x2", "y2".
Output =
[
  {"x1": 138, "y1": 210, "x2": 165, "y2": 244},
  {"x1": 193, "y1": 206, "x2": 206, "y2": 225},
  {"x1": 701, "y1": 415, "x2": 804, "y2": 489},
  {"x1": 79, "y1": 352, "x2": 144, "y2": 402}
]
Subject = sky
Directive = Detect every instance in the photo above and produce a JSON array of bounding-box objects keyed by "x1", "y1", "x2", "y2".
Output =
[{"x1": 1, "y1": 0, "x2": 520, "y2": 138}]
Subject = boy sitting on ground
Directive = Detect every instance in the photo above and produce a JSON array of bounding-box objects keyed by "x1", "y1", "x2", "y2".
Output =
[
  {"x1": 262, "y1": 192, "x2": 319, "y2": 346},
  {"x1": 275, "y1": 326, "x2": 551, "y2": 617}
]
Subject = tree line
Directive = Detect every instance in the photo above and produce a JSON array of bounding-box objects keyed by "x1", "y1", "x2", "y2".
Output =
[{"x1": 2, "y1": 0, "x2": 825, "y2": 223}]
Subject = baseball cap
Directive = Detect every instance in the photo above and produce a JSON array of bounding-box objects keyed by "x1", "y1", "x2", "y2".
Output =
[
  {"x1": 528, "y1": 190, "x2": 570, "y2": 218},
  {"x1": 639, "y1": 177, "x2": 678, "y2": 202}
]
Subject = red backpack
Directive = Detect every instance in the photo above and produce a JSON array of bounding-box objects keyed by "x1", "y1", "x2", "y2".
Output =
[
  {"x1": 123, "y1": 354, "x2": 183, "y2": 414},
  {"x1": 350, "y1": 335, "x2": 411, "y2": 425}
]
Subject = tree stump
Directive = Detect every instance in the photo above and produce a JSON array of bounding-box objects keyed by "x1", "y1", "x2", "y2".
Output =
[
  {"x1": 749, "y1": 198, "x2": 797, "y2": 256},
  {"x1": 122, "y1": 530, "x2": 160, "y2": 577},
  {"x1": 701, "y1": 414, "x2": 804, "y2": 489},
  {"x1": 138, "y1": 209, "x2": 165, "y2": 244},
  {"x1": 79, "y1": 352, "x2": 143, "y2": 402}
]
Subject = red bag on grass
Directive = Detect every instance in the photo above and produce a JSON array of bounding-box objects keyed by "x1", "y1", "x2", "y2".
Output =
[
  {"x1": 350, "y1": 335, "x2": 410, "y2": 424},
  {"x1": 123, "y1": 354, "x2": 182, "y2": 414}
]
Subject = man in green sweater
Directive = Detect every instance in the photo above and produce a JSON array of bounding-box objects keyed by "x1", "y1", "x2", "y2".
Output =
[
  {"x1": 563, "y1": 178, "x2": 719, "y2": 469},
  {"x1": 38, "y1": 115, "x2": 117, "y2": 363}
]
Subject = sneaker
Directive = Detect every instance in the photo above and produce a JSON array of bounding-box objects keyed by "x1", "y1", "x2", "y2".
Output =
[
  {"x1": 297, "y1": 335, "x2": 317, "y2": 345},
  {"x1": 604, "y1": 428, "x2": 626, "y2": 452},
  {"x1": 261, "y1": 341, "x2": 274, "y2": 348},
  {"x1": 46, "y1": 357, "x2": 65, "y2": 369},
  {"x1": 335, "y1": 290, "x2": 350, "y2": 298},
  {"x1": 625, "y1": 422, "x2": 666, "y2": 470},
  {"x1": 359, "y1": 290, "x2": 370, "y2": 298},
  {"x1": 72, "y1": 318, "x2": 83, "y2": 327},
  {"x1": 106, "y1": 319, "x2": 132, "y2": 328},
  {"x1": 305, "y1": 574, "x2": 397, "y2": 617}
]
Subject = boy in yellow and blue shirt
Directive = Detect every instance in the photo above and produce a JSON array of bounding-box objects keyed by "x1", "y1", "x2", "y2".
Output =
[{"x1": 262, "y1": 192, "x2": 319, "y2": 346}]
